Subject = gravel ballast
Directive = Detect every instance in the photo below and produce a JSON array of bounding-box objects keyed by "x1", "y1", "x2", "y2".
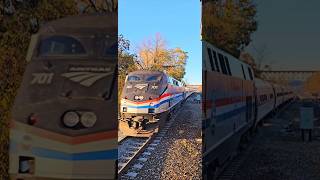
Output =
[
  {"x1": 232, "y1": 100, "x2": 320, "y2": 180},
  {"x1": 123, "y1": 94, "x2": 202, "y2": 180}
]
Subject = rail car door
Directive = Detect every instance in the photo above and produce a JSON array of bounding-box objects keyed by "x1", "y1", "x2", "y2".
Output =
[
  {"x1": 246, "y1": 96, "x2": 253, "y2": 123},
  {"x1": 253, "y1": 87, "x2": 258, "y2": 127}
]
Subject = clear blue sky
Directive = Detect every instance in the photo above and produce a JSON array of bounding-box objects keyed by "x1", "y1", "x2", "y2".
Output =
[
  {"x1": 119, "y1": 0, "x2": 202, "y2": 85},
  {"x1": 246, "y1": 0, "x2": 320, "y2": 70}
]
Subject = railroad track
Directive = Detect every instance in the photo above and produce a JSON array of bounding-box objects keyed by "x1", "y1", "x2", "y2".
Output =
[
  {"x1": 118, "y1": 136, "x2": 154, "y2": 176},
  {"x1": 218, "y1": 145, "x2": 254, "y2": 180},
  {"x1": 118, "y1": 93, "x2": 197, "y2": 179}
]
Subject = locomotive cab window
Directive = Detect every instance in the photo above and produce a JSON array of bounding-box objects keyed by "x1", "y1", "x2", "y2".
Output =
[
  {"x1": 127, "y1": 75, "x2": 141, "y2": 82},
  {"x1": 39, "y1": 36, "x2": 86, "y2": 56},
  {"x1": 146, "y1": 75, "x2": 162, "y2": 82}
]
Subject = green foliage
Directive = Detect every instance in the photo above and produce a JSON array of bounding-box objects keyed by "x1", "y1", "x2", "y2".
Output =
[
  {"x1": 202, "y1": 0, "x2": 257, "y2": 57},
  {"x1": 118, "y1": 34, "x2": 138, "y2": 98}
]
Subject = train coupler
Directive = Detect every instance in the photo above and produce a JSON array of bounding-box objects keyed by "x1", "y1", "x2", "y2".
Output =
[{"x1": 127, "y1": 116, "x2": 147, "y2": 130}]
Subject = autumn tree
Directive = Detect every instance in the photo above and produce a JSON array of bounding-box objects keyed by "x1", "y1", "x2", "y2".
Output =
[
  {"x1": 137, "y1": 33, "x2": 188, "y2": 81},
  {"x1": 240, "y1": 42, "x2": 274, "y2": 78},
  {"x1": 304, "y1": 72, "x2": 320, "y2": 97},
  {"x1": 202, "y1": 0, "x2": 257, "y2": 57}
]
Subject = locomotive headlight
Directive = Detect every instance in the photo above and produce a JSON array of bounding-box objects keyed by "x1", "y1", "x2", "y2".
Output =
[
  {"x1": 63, "y1": 111, "x2": 80, "y2": 127},
  {"x1": 134, "y1": 95, "x2": 144, "y2": 100},
  {"x1": 80, "y1": 112, "x2": 97, "y2": 128}
]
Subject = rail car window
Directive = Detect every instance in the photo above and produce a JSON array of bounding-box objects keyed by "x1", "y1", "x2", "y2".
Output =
[
  {"x1": 173, "y1": 80, "x2": 179, "y2": 86},
  {"x1": 241, "y1": 64, "x2": 247, "y2": 80},
  {"x1": 224, "y1": 56, "x2": 232, "y2": 75},
  {"x1": 270, "y1": 94, "x2": 274, "y2": 99},
  {"x1": 39, "y1": 36, "x2": 86, "y2": 56},
  {"x1": 127, "y1": 75, "x2": 141, "y2": 82},
  {"x1": 212, "y1": 50, "x2": 220, "y2": 72},
  {"x1": 146, "y1": 75, "x2": 162, "y2": 82},
  {"x1": 218, "y1": 53, "x2": 228, "y2": 75},
  {"x1": 277, "y1": 92, "x2": 284, "y2": 97},
  {"x1": 207, "y1": 48, "x2": 215, "y2": 71},
  {"x1": 248, "y1": 67, "x2": 253, "y2": 80}
]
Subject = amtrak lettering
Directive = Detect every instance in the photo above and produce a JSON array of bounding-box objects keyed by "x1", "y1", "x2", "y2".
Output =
[
  {"x1": 61, "y1": 72, "x2": 112, "y2": 87},
  {"x1": 135, "y1": 83, "x2": 148, "y2": 90},
  {"x1": 61, "y1": 66, "x2": 113, "y2": 87},
  {"x1": 69, "y1": 66, "x2": 111, "y2": 72}
]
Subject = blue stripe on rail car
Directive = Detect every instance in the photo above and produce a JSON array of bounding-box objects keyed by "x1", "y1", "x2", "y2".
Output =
[
  {"x1": 32, "y1": 147, "x2": 118, "y2": 161},
  {"x1": 215, "y1": 105, "x2": 247, "y2": 123}
]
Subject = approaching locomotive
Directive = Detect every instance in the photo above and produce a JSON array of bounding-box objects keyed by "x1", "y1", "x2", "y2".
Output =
[
  {"x1": 120, "y1": 70, "x2": 186, "y2": 137},
  {"x1": 202, "y1": 41, "x2": 294, "y2": 179},
  {"x1": 9, "y1": 14, "x2": 118, "y2": 179}
]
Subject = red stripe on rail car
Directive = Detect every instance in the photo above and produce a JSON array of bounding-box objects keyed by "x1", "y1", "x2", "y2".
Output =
[
  {"x1": 215, "y1": 96, "x2": 243, "y2": 107},
  {"x1": 203, "y1": 96, "x2": 245, "y2": 110}
]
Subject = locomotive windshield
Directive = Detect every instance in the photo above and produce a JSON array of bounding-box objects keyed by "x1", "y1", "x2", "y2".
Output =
[
  {"x1": 123, "y1": 72, "x2": 167, "y2": 98},
  {"x1": 127, "y1": 75, "x2": 142, "y2": 82},
  {"x1": 146, "y1": 75, "x2": 162, "y2": 82},
  {"x1": 127, "y1": 74, "x2": 162, "y2": 82},
  {"x1": 39, "y1": 36, "x2": 86, "y2": 56}
]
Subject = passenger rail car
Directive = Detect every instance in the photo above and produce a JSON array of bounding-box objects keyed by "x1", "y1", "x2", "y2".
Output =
[
  {"x1": 9, "y1": 14, "x2": 118, "y2": 179},
  {"x1": 203, "y1": 41, "x2": 294, "y2": 179},
  {"x1": 120, "y1": 70, "x2": 186, "y2": 137},
  {"x1": 203, "y1": 41, "x2": 256, "y2": 179},
  {"x1": 255, "y1": 78, "x2": 275, "y2": 126}
]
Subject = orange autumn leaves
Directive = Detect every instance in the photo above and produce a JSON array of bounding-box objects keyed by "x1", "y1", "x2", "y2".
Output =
[{"x1": 137, "y1": 33, "x2": 188, "y2": 81}]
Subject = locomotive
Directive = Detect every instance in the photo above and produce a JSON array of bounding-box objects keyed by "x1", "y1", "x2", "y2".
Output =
[
  {"x1": 9, "y1": 14, "x2": 118, "y2": 179},
  {"x1": 120, "y1": 70, "x2": 188, "y2": 137},
  {"x1": 202, "y1": 41, "x2": 294, "y2": 179}
]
